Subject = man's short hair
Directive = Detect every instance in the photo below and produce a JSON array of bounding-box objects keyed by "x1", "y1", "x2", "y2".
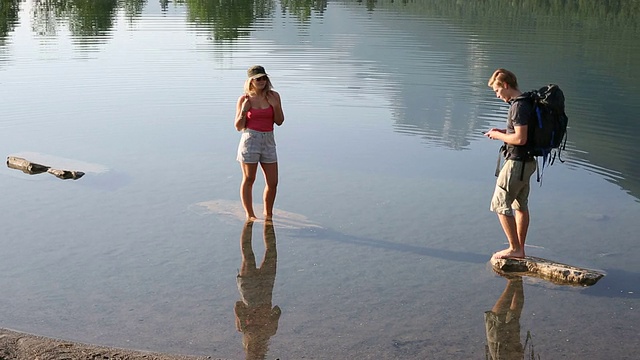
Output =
[{"x1": 488, "y1": 69, "x2": 519, "y2": 89}]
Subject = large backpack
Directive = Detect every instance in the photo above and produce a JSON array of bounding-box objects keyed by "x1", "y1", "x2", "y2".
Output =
[{"x1": 524, "y1": 84, "x2": 569, "y2": 182}]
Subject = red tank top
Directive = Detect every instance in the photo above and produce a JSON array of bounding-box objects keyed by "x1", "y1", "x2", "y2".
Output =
[{"x1": 246, "y1": 106, "x2": 274, "y2": 132}]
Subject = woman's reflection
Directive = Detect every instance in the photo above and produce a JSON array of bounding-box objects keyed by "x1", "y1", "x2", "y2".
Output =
[
  {"x1": 485, "y1": 275, "x2": 525, "y2": 360},
  {"x1": 234, "y1": 220, "x2": 281, "y2": 360}
]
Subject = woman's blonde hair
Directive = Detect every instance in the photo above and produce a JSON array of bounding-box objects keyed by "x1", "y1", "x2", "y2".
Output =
[{"x1": 244, "y1": 76, "x2": 273, "y2": 96}]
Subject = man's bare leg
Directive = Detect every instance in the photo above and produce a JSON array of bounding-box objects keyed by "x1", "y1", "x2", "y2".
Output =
[
  {"x1": 493, "y1": 213, "x2": 525, "y2": 259},
  {"x1": 515, "y1": 209, "x2": 529, "y2": 251}
]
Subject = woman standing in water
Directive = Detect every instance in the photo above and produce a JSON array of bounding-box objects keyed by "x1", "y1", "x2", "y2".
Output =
[{"x1": 235, "y1": 65, "x2": 285, "y2": 221}]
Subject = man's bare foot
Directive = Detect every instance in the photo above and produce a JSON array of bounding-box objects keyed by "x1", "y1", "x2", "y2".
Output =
[
  {"x1": 264, "y1": 214, "x2": 273, "y2": 221},
  {"x1": 246, "y1": 215, "x2": 257, "y2": 222},
  {"x1": 492, "y1": 248, "x2": 525, "y2": 259}
]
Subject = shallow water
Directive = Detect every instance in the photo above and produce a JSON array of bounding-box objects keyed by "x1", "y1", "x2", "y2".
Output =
[{"x1": 1, "y1": 1, "x2": 639, "y2": 359}]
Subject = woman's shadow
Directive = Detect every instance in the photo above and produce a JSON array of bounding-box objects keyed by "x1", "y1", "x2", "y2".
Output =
[{"x1": 234, "y1": 220, "x2": 281, "y2": 360}]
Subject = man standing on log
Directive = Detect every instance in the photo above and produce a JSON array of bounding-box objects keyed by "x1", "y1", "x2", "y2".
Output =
[{"x1": 484, "y1": 69, "x2": 537, "y2": 259}]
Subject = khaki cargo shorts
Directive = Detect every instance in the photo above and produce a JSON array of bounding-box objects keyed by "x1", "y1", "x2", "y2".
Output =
[{"x1": 490, "y1": 159, "x2": 537, "y2": 216}]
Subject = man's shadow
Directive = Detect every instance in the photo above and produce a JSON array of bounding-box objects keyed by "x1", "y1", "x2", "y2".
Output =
[
  {"x1": 484, "y1": 274, "x2": 529, "y2": 360},
  {"x1": 234, "y1": 220, "x2": 281, "y2": 360}
]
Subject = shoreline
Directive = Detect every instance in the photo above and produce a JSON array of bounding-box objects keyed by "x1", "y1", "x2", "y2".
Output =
[{"x1": 0, "y1": 328, "x2": 224, "y2": 360}]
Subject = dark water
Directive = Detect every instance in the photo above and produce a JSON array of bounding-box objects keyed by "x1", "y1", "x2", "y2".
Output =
[{"x1": 1, "y1": 1, "x2": 639, "y2": 359}]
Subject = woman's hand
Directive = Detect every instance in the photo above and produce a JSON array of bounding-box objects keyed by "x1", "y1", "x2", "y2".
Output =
[
  {"x1": 267, "y1": 91, "x2": 285, "y2": 126},
  {"x1": 241, "y1": 94, "x2": 251, "y2": 113},
  {"x1": 235, "y1": 94, "x2": 251, "y2": 131},
  {"x1": 266, "y1": 91, "x2": 281, "y2": 108}
]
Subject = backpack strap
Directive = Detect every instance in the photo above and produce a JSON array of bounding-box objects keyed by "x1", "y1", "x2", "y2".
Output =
[
  {"x1": 554, "y1": 130, "x2": 568, "y2": 164},
  {"x1": 495, "y1": 145, "x2": 541, "y2": 184},
  {"x1": 495, "y1": 144, "x2": 506, "y2": 177}
]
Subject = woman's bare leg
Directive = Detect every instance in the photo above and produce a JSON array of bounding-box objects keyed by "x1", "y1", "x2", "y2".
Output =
[
  {"x1": 260, "y1": 162, "x2": 278, "y2": 220},
  {"x1": 240, "y1": 162, "x2": 259, "y2": 220}
]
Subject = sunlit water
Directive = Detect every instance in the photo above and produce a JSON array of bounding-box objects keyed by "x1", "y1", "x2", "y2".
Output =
[{"x1": 1, "y1": 1, "x2": 639, "y2": 359}]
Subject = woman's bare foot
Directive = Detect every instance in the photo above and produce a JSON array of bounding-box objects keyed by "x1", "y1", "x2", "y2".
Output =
[
  {"x1": 492, "y1": 248, "x2": 525, "y2": 259},
  {"x1": 247, "y1": 214, "x2": 257, "y2": 222},
  {"x1": 264, "y1": 214, "x2": 273, "y2": 221}
]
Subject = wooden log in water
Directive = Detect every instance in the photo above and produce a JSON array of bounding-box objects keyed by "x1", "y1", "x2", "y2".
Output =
[
  {"x1": 47, "y1": 168, "x2": 85, "y2": 180},
  {"x1": 6, "y1": 156, "x2": 50, "y2": 174},
  {"x1": 490, "y1": 256, "x2": 605, "y2": 286},
  {"x1": 7, "y1": 156, "x2": 84, "y2": 180}
]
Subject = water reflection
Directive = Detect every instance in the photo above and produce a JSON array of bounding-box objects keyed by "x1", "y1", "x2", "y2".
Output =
[
  {"x1": 484, "y1": 275, "x2": 528, "y2": 360},
  {"x1": 345, "y1": 0, "x2": 640, "y2": 200},
  {"x1": 234, "y1": 220, "x2": 281, "y2": 360},
  {"x1": 280, "y1": 0, "x2": 327, "y2": 20},
  {"x1": 0, "y1": 0, "x2": 19, "y2": 42},
  {"x1": 182, "y1": 0, "x2": 326, "y2": 39},
  {"x1": 184, "y1": 0, "x2": 268, "y2": 41},
  {"x1": 0, "y1": 2, "x2": 637, "y2": 357},
  {"x1": 30, "y1": 0, "x2": 120, "y2": 38},
  {"x1": 3, "y1": 0, "x2": 638, "y2": 201},
  {"x1": 2, "y1": 0, "x2": 331, "y2": 41}
]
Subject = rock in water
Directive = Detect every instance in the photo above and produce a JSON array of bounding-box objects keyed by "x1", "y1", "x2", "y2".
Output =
[{"x1": 490, "y1": 256, "x2": 605, "y2": 286}]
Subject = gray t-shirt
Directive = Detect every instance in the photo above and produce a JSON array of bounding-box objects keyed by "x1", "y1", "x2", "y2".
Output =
[{"x1": 505, "y1": 94, "x2": 535, "y2": 160}]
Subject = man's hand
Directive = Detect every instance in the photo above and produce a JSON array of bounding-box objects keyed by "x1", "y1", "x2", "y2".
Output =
[{"x1": 485, "y1": 128, "x2": 505, "y2": 140}]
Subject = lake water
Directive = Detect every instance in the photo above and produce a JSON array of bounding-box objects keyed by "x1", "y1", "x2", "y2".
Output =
[{"x1": 1, "y1": 1, "x2": 639, "y2": 359}]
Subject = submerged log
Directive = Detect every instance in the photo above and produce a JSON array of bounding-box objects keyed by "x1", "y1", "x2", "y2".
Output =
[
  {"x1": 7, "y1": 156, "x2": 84, "y2": 180},
  {"x1": 490, "y1": 256, "x2": 605, "y2": 286},
  {"x1": 6, "y1": 156, "x2": 50, "y2": 174},
  {"x1": 47, "y1": 168, "x2": 85, "y2": 180}
]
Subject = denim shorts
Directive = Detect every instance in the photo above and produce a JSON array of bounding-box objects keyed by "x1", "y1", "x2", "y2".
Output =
[
  {"x1": 490, "y1": 159, "x2": 537, "y2": 216},
  {"x1": 236, "y1": 128, "x2": 277, "y2": 164}
]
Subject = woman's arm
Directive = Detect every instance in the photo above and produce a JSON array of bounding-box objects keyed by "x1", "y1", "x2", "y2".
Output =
[
  {"x1": 235, "y1": 95, "x2": 251, "y2": 131},
  {"x1": 267, "y1": 91, "x2": 285, "y2": 126}
]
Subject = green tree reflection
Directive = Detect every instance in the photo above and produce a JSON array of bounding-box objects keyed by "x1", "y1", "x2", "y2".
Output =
[
  {"x1": 159, "y1": 0, "x2": 169, "y2": 12},
  {"x1": 180, "y1": 0, "x2": 274, "y2": 41},
  {"x1": 355, "y1": 0, "x2": 376, "y2": 12},
  {"x1": 181, "y1": 0, "x2": 328, "y2": 40},
  {"x1": 0, "y1": 0, "x2": 19, "y2": 43},
  {"x1": 30, "y1": 0, "x2": 145, "y2": 38},
  {"x1": 8, "y1": 0, "x2": 640, "y2": 42},
  {"x1": 29, "y1": 0, "x2": 118, "y2": 38},
  {"x1": 66, "y1": 0, "x2": 118, "y2": 37},
  {"x1": 280, "y1": 0, "x2": 327, "y2": 21},
  {"x1": 31, "y1": 0, "x2": 67, "y2": 37},
  {"x1": 121, "y1": 0, "x2": 147, "y2": 21},
  {"x1": 351, "y1": 0, "x2": 640, "y2": 23}
]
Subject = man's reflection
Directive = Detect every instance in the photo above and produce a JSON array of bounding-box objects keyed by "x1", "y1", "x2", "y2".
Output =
[
  {"x1": 234, "y1": 220, "x2": 281, "y2": 360},
  {"x1": 485, "y1": 275, "x2": 525, "y2": 360}
]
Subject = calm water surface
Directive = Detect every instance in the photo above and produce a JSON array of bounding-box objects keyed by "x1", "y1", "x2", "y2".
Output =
[{"x1": 1, "y1": 1, "x2": 639, "y2": 359}]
